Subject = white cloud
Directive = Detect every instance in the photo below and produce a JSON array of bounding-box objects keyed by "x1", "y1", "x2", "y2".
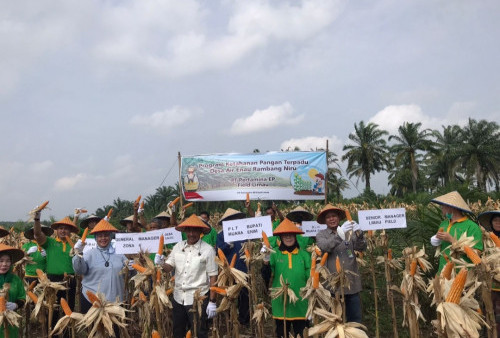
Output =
[
  {"x1": 130, "y1": 106, "x2": 196, "y2": 130},
  {"x1": 54, "y1": 173, "x2": 87, "y2": 191},
  {"x1": 280, "y1": 135, "x2": 343, "y2": 154},
  {"x1": 230, "y1": 102, "x2": 303, "y2": 135}
]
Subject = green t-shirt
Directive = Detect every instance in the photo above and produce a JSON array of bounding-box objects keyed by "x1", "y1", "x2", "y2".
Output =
[
  {"x1": 42, "y1": 237, "x2": 75, "y2": 275},
  {"x1": 22, "y1": 241, "x2": 47, "y2": 277},
  {"x1": 181, "y1": 227, "x2": 217, "y2": 247},
  {"x1": 0, "y1": 271, "x2": 25, "y2": 338},
  {"x1": 269, "y1": 248, "x2": 310, "y2": 319},
  {"x1": 437, "y1": 217, "x2": 483, "y2": 273}
]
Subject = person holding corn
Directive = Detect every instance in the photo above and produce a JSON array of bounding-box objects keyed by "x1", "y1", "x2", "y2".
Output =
[
  {"x1": 261, "y1": 218, "x2": 310, "y2": 338},
  {"x1": 429, "y1": 191, "x2": 483, "y2": 273},
  {"x1": 22, "y1": 225, "x2": 53, "y2": 284},
  {"x1": 315, "y1": 204, "x2": 366, "y2": 323}
]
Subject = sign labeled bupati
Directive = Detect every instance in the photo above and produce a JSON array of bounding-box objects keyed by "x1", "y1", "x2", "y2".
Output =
[
  {"x1": 223, "y1": 215, "x2": 273, "y2": 243},
  {"x1": 301, "y1": 221, "x2": 326, "y2": 237},
  {"x1": 358, "y1": 208, "x2": 407, "y2": 231},
  {"x1": 114, "y1": 228, "x2": 182, "y2": 254}
]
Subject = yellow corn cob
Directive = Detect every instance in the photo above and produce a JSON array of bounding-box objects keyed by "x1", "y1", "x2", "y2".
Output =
[
  {"x1": 130, "y1": 297, "x2": 136, "y2": 306},
  {"x1": 445, "y1": 268, "x2": 467, "y2": 303},
  {"x1": 441, "y1": 261, "x2": 455, "y2": 280},
  {"x1": 230, "y1": 254, "x2": 237, "y2": 268},
  {"x1": 152, "y1": 330, "x2": 160, "y2": 338},
  {"x1": 489, "y1": 232, "x2": 500, "y2": 247},
  {"x1": 28, "y1": 280, "x2": 37, "y2": 291},
  {"x1": 418, "y1": 259, "x2": 427, "y2": 272},
  {"x1": 210, "y1": 286, "x2": 227, "y2": 295},
  {"x1": 135, "y1": 195, "x2": 142, "y2": 204},
  {"x1": 156, "y1": 269, "x2": 162, "y2": 283},
  {"x1": 60, "y1": 298, "x2": 72, "y2": 316},
  {"x1": 186, "y1": 330, "x2": 192, "y2": 338},
  {"x1": 244, "y1": 248, "x2": 251, "y2": 259},
  {"x1": 320, "y1": 253, "x2": 328, "y2": 267},
  {"x1": 183, "y1": 202, "x2": 194, "y2": 209},
  {"x1": 312, "y1": 271, "x2": 320, "y2": 289},
  {"x1": 170, "y1": 197, "x2": 180, "y2": 207},
  {"x1": 132, "y1": 263, "x2": 147, "y2": 273},
  {"x1": 217, "y1": 248, "x2": 228, "y2": 264},
  {"x1": 37, "y1": 200, "x2": 49, "y2": 212},
  {"x1": 262, "y1": 231, "x2": 271, "y2": 248},
  {"x1": 443, "y1": 253, "x2": 450, "y2": 263},
  {"x1": 387, "y1": 249, "x2": 392, "y2": 260},
  {"x1": 410, "y1": 259, "x2": 417, "y2": 276},
  {"x1": 0, "y1": 296, "x2": 6, "y2": 312},
  {"x1": 335, "y1": 256, "x2": 341, "y2": 272},
  {"x1": 106, "y1": 208, "x2": 114, "y2": 219},
  {"x1": 36, "y1": 269, "x2": 45, "y2": 280},
  {"x1": 81, "y1": 227, "x2": 89, "y2": 243},
  {"x1": 158, "y1": 235, "x2": 164, "y2": 255},
  {"x1": 463, "y1": 245, "x2": 481, "y2": 265},
  {"x1": 86, "y1": 290, "x2": 101, "y2": 306},
  {"x1": 311, "y1": 256, "x2": 317, "y2": 271},
  {"x1": 28, "y1": 291, "x2": 38, "y2": 303}
]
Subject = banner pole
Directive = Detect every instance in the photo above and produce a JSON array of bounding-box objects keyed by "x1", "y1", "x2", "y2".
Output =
[
  {"x1": 178, "y1": 152, "x2": 183, "y2": 210},
  {"x1": 325, "y1": 140, "x2": 329, "y2": 204}
]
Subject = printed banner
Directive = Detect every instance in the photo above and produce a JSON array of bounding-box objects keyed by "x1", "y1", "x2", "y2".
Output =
[
  {"x1": 181, "y1": 151, "x2": 327, "y2": 201},
  {"x1": 358, "y1": 208, "x2": 407, "y2": 231},
  {"x1": 301, "y1": 221, "x2": 327, "y2": 237},
  {"x1": 222, "y1": 215, "x2": 273, "y2": 243},
  {"x1": 114, "y1": 228, "x2": 182, "y2": 254}
]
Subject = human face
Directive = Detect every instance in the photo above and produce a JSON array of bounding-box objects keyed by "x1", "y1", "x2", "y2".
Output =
[
  {"x1": 324, "y1": 211, "x2": 340, "y2": 230},
  {"x1": 280, "y1": 233, "x2": 296, "y2": 247},
  {"x1": 200, "y1": 214, "x2": 209, "y2": 223},
  {"x1": 95, "y1": 232, "x2": 112, "y2": 248},
  {"x1": 148, "y1": 221, "x2": 160, "y2": 231},
  {"x1": 185, "y1": 227, "x2": 202, "y2": 245},
  {"x1": 492, "y1": 216, "x2": 500, "y2": 232},
  {"x1": 56, "y1": 225, "x2": 72, "y2": 239},
  {"x1": 0, "y1": 255, "x2": 12, "y2": 274},
  {"x1": 88, "y1": 221, "x2": 98, "y2": 231}
]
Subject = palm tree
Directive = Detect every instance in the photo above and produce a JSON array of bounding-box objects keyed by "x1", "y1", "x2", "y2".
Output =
[
  {"x1": 458, "y1": 118, "x2": 500, "y2": 191},
  {"x1": 427, "y1": 125, "x2": 463, "y2": 187},
  {"x1": 342, "y1": 121, "x2": 390, "y2": 191},
  {"x1": 389, "y1": 122, "x2": 435, "y2": 193}
]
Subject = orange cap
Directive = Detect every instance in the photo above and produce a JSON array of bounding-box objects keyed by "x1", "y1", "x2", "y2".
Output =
[
  {"x1": 273, "y1": 218, "x2": 304, "y2": 235},
  {"x1": 90, "y1": 219, "x2": 119, "y2": 234},
  {"x1": 51, "y1": 216, "x2": 79, "y2": 234}
]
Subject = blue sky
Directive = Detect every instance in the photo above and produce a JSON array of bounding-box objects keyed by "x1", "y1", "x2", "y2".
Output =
[{"x1": 1, "y1": 0, "x2": 499, "y2": 220}]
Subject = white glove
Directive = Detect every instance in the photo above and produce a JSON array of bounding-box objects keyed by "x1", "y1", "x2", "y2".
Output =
[
  {"x1": 206, "y1": 301, "x2": 217, "y2": 318},
  {"x1": 6, "y1": 302, "x2": 17, "y2": 311},
  {"x1": 74, "y1": 240, "x2": 86, "y2": 253},
  {"x1": 154, "y1": 254, "x2": 165, "y2": 265},
  {"x1": 336, "y1": 227, "x2": 345, "y2": 241},
  {"x1": 40, "y1": 249, "x2": 47, "y2": 257},
  {"x1": 127, "y1": 260, "x2": 135, "y2": 270},
  {"x1": 170, "y1": 204, "x2": 177, "y2": 213},
  {"x1": 260, "y1": 245, "x2": 271, "y2": 262},
  {"x1": 352, "y1": 222, "x2": 361, "y2": 232},
  {"x1": 341, "y1": 221, "x2": 354, "y2": 233},
  {"x1": 227, "y1": 242, "x2": 234, "y2": 249},
  {"x1": 26, "y1": 246, "x2": 38, "y2": 255},
  {"x1": 430, "y1": 235, "x2": 442, "y2": 247},
  {"x1": 138, "y1": 206, "x2": 144, "y2": 214}
]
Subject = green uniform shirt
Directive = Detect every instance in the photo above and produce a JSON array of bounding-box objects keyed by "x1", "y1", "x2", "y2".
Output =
[
  {"x1": 0, "y1": 271, "x2": 25, "y2": 338},
  {"x1": 42, "y1": 237, "x2": 75, "y2": 275},
  {"x1": 437, "y1": 217, "x2": 483, "y2": 273},
  {"x1": 270, "y1": 247, "x2": 310, "y2": 320},
  {"x1": 181, "y1": 227, "x2": 217, "y2": 247},
  {"x1": 22, "y1": 241, "x2": 47, "y2": 277}
]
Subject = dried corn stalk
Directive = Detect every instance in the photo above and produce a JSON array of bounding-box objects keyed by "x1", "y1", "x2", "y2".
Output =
[{"x1": 308, "y1": 308, "x2": 368, "y2": 338}]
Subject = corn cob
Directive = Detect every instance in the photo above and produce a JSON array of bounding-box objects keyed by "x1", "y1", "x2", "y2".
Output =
[
  {"x1": 418, "y1": 259, "x2": 427, "y2": 272},
  {"x1": 312, "y1": 271, "x2": 320, "y2": 289},
  {"x1": 311, "y1": 255, "x2": 317, "y2": 271},
  {"x1": 335, "y1": 256, "x2": 341, "y2": 272},
  {"x1": 183, "y1": 202, "x2": 194, "y2": 209},
  {"x1": 367, "y1": 230, "x2": 373, "y2": 238},
  {"x1": 60, "y1": 298, "x2": 72, "y2": 316},
  {"x1": 345, "y1": 210, "x2": 352, "y2": 222},
  {"x1": 130, "y1": 297, "x2": 136, "y2": 306},
  {"x1": 441, "y1": 261, "x2": 455, "y2": 280},
  {"x1": 320, "y1": 253, "x2": 328, "y2": 267},
  {"x1": 217, "y1": 248, "x2": 227, "y2": 264},
  {"x1": 244, "y1": 248, "x2": 251, "y2": 260},
  {"x1": 152, "y1": 330, "x2": 160, "y2": 338},
  {"x1": 186, "y1": 330, "x2": 192, "y2": 338},
  {"x1": 106, "y1": 208, "x2": 113, "y2": 219},
  {"x1": 36, "y1": 269, "x2": 45, "y2": 280},
  {"x1": 445, "y1": 268, "x2": 467, "y2": 303},
  {"x1": 490, "y1": 232, "x2": 500, "y2": 247},
  {"x1": 0, "y1": 296, "x2": 6, "y2": 312},
  {"x1": 135, "y1": 195, "x2": 142, "y2": 204},
  {"x1": 210, "y1": 287, "x2": 227, "y2": 295},
  {"x1": 86, "y1": 290, "x2": 101, "y2": 306},
  {"x1": 387, "y1": 249, "x2": 392, "y2": 260},
  {"x1": 409, "y1": 259, "x2": 417, "y2": 276},
  {"x1": 262, "y1": 231, "x2": 271, "y2": 248},
  {"x1": 156, "y1": 269, "x2": 162, "y2": 283},
  {"x1": 28, "y1": 291, "x2": 38, "y2": 303},
  {"x1": 81, "y1": 227, "x2": 89, "y2": 243},
  {"x1": 132, "y1": 263, "x2": 147, "y2": 273},
  {"x1": 28, "y1": 280, "x2": 37, "y2": 291},
  {"x1": 37, "y1": 200, "x2": 49, "y2": 212},
  {"x1": 230, "y1": 254, "x2": 237, "y2": 268},
  {"x1": 158, "y1": 235, "x2": 164, "y2": 255},
  {"x1": 170, "y1": 197, "x2": 180, "y2": 207},
  {"x1": 463, "y1": 245, "x2": 481, "y2": 265}
]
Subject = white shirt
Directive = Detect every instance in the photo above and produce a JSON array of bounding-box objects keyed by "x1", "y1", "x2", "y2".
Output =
[{"x1": 166, "y1": 239, "x2": 218, "y2": 305}]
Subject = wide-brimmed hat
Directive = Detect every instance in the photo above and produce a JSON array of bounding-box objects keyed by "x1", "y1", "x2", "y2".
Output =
[
  {"x1": 90, "y1": 219, "x2": 119, "y2": 234},
  {"x1": 218, "y1": 208, "x2": 245, "y2": 225},
  {"x1": 80, "y1": 215, "x2": 102, "y2": 229},
  {"x1": 316, "y1": 204, "x2": 346, "y2": 224},
  {"x1": 0, "y1": 226, "x2": 9, "y2": 238},
  {"x1": 430, "y1": 191, "x2": 472, "y2": 214},
  {"x1": 286, "y1": 206, "x2": 314, "y2": 223},
  {"x1": 478, "y1": 210, "x2": 500, "y2": 230},
  {"x1": 119, "y1": 215, "x2": 143, "y2": 227},
  {"x1": 24, "y1": 226, "x2": 54, "y2": 240},
  {"x1": 155, "y1": 211, "x2": 171, "y2": 220},
  {"x1": 51, "y1": 216, "x2": 79, "y2": 234},
  {"x1": 273, "y1": 218, "x2": 304, "y2": 235},
  {"x1": 176, "y1": 214, "x2": 211, "y2": 234},
  {"x1": 0, "y1": 243, "x2": 25, "y2": 264}
]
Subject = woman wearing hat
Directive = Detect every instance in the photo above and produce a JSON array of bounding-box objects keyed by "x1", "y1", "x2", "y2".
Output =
[
  {"x1": 0, "y1": 244, "x2": 26, "y2": 337},
  {"x1": 22, "y1": 225, "x2": 53, "y2": 284},
  {"x1": 478, "y1": 209, "x2": 500, "y2": 336},
  {"x1": 315, "y1": 204, "x2": 366, "y2": 323},
  {"x1": 79, "y1": 214, "x2": 101, "y2": 236},
  {"x1": 286, "y1": 206, "x2": 315, "y2": 250},
  {"x1": 155, "y1": 214, "x2": 218, "y2": 338},
  {"x1": 261, "y1": 218, "x2": 310, "y2": 338},
  {"x1": 429, "y1": 191, "x2": 483, "y2": 273},
  {"x1": 72, "y1": 219, "x2": 128, "y2": 314}
]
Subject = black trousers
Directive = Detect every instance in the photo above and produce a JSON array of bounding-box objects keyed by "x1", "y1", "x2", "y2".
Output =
[
  {"x1": 172, "y1": 295, "x2": 210, "y2": 338},
  {"x1": 47, "y1": 274, "x2": 76, "y2": 338},
  {"x1": 238, "y1": 287, "x2": 250, "y2": 325},
  {"x1": 274, "y1": 319, "x2": 307, "y2": 338}
]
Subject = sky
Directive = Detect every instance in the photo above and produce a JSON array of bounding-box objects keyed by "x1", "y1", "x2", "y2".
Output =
[{"x1": 1, "y1": 0, "x2": 499, "y2": 221}]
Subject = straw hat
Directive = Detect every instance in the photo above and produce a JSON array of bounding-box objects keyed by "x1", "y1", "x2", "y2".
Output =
[
  {"x1": 0, "y1": 226, "x2": 9, "y2": 238},
  {"x1": 218, "y1": 208, "x2": 245, "y2": 225},
  {"x1": 24, "y1": 226, "x2": 54, "y2": 240},
  {"x1": 90, "y1": 219, "x2": 119, "y2": 234},
  {"x1": 119, "y1": 215, "x2": 143, "y2": 226},
  {"x1": 0, "y1": 243, "x2": 25, "y2": 264},
  {"x1": 51, "y1": 216, "x2": 79, "y2": 234},
  {"x1": 478, "y1": 210, "x2": 500, "y2": 230},
  {"x1": 176, "y1": 214, "x2": 211, "y2": 234},
  {"x1": 316, "y1": 204, "x2": 346, "y2": 224},
  {"x1": 80, "y1": 214, "x2": 102, "y2": 229},
  {"x1": 273, "y1": 218, "x2": 304, "y2": 235},
  {"x1": 155, "y1": 211, "x2": 171, "y2": 220},
  {"x1": 430, "y1": 191, "x2": 472, "y2": 214},
  {"x1": 286, "y1": 206, "x2": 314, "y2": 223}
]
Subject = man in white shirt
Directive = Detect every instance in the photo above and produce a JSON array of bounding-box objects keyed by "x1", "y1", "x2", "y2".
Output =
[{"x1": 155, "y1": 214, "x2": 218, "y2": 338}]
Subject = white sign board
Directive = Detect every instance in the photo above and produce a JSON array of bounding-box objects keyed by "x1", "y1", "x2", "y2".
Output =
[
  {"x1": 114, "y1": 228, "x2": 182, "y2": 254},
  {"x1": 301, "y1": 221, "x2": 326, "y2": 237},
  {"x1": 223, "y1": 215, "x2": 273, "y2": 243},
  {"x1": 358, "y1": 208, "x2": 407, "y2": 231},
  {"x1": 82, "y1": 239, "x2": 98, "y2": 254}
]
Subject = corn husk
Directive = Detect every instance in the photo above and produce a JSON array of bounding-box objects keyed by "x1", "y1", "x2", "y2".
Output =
[
  {"x1": 270, "y1": 275, "x2": 298, "y2": 304},
  {"x1": 308, "y1": 308, "x2": 368, "y2": 338},
  {"x1": 0, "y1": 288, "x2": 21, "y2": 330}
]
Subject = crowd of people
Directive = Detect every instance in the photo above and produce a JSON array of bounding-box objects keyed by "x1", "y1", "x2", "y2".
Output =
[{"x1": 0, "y1": 190, "x2": 498, "y2": 337}]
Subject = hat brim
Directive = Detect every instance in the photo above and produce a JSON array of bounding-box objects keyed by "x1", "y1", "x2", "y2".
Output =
[
  {"x1": 24, "y1": 226, "x2": 54, "y2": 240},
  {"x1": 430, "y1": 199, "x2": 473, "y2": 214},
  {"x1": 50, "y1": 223, "x2": 79, "y2": 234},
  {"x1": 80, "y1": 216, "x2": 102, "y2": 229},
  {"x1": 0, "y1": 248, "x2": 25, "y2": 264},
  {"x1": 218, "y1": 212, "x2": 245, "y2": 225},
  {"x1": 478, "y1": 211, "x2": 500, "y2": 229},
  {"x1": 286, "y1": 211, "x2": 314, "y2": 223},
  {"x1": 317, "y1": 208, "x2": 346, "y2": 224},
  {"x1": 175, "y1": 224, "x2": 211, "y2": 235},
  {"x1": 0, "y1": 228, "x2": 9, "y2": 238}
]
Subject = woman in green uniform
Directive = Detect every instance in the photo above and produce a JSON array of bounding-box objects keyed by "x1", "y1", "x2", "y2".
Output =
[
  {"x1": 262, "y1": 218, "x2": 310, "y2": 338},
  {"x1": 0, "y1": 244, "x2": 26, "y2": 338}
]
